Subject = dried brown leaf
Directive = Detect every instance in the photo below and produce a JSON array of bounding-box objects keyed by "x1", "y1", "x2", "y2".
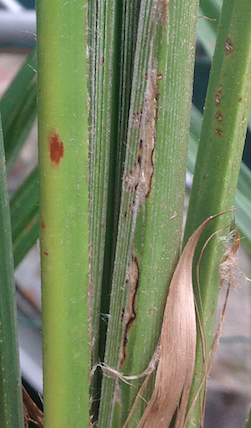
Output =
[
  {"x1": 23, "y1": 386, "x2": 44, "y2": 428},
  {"x1": 137, "y1": 214, "x2": 223, "y2": 428}
]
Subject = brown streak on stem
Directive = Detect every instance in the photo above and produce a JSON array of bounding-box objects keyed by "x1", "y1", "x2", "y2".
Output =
[{"x1": 120, "y1": 256, "x2": 139, "y2": 366}]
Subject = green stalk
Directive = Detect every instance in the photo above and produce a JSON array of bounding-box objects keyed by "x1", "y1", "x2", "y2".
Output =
[
  {"x1": 0, "y1": 114, "x2": 24, "y2": 428},
  {"x1": 189, "y1": 106, "x2": 251, "y2": 252},
  {"x1": 98, "y1": 0, "x2": 199, "y2": 426},
  {"x1": 88, "y1": 0, "x2": 140, "y2": 421},
  {"x1": 183, "y1": 0, "x2": 251, "y2": 425},
  {"x1": 88, "y1": 0, "x2": 123, "y2": 418},
  {"x1": 36, "y1": 1, "x2": 89, "y2": 426},
  {"x1": 127, "y1": 0, "x2": 199, "y2": 423}
]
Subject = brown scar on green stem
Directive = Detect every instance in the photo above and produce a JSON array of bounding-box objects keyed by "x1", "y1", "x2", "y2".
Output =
[
  {"x1": 225, "y1": 38, "x2": 234, "y2": 54},
  {"x1": 216, "y1": 112, "x2": 223, "y2": 122},
  {"x1": 124, "y1": 66, "x2": 157, "y2": 207},
  {"x1": 120, "y1": 256, "x2": 139, "y2": 366},
  {"x1": 214, "y1": 85, "x2": 223, "y2": 106},
  {"x1": 215, "y1": 129, "x2": 223, "y2": 136},
  {"x1": 49, "y1": 133, "x2": 64, "y2": 165}
]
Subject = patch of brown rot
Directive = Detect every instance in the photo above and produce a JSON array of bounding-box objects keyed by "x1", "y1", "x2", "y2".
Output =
[
  {"x1": 214, "y1": 85, "x2": 223, "y2": 106},
  {"x1": 41, "y1": 221, "x2": 46, "y2": 229},
  {"x1": 44, "y1": 252, "x2": 49, "y2": 256},
  {"x1": 225, "y1": 38, "x2": 234, "y2": 54},
  {"x1": 120, "y1": 256, "x2": 139, "y2": 366},
  {"x1": 216, "y1": 112, "x2": 223, "y2": 122},
  {"x1": 124, "y1": 67, "x2": 157, "y2": 210},
  {"x1": 215, "y1": 129, "x2": 223, "y2": 137},
  {"x1": 50, "y1": 133, "x2": 64, "y2": 165},
  {"x1": 239, "y1": 98, "x2": 243, "y2": 103}
]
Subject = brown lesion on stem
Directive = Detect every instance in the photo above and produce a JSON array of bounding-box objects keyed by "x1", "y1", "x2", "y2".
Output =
[
  {"x1": 120, "y1": 256, "x2": 140, "y2": 366},
  {"x1": 215, "y1": 129, "x2": 223, "y2": 137},
  {"x1": 124, "y1": 66, "x2": 157, "y2": 208},
  {"x1": 225, "y1": 38, "x2": 234, "y2": 54},
  {"x1": 214, "y1": 85, "x2": 223, "y2": 106},
  {"x1": 216, "y1": 112, "x2": 223, "y2": 122},
  {"x1": 49, "y1": 133, "x2": 64, "y2": 165}
]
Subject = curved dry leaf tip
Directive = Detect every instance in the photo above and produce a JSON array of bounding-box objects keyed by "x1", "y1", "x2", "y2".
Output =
[{"x1": 137, "y1": 214, "x2": 226, "y2": 428}]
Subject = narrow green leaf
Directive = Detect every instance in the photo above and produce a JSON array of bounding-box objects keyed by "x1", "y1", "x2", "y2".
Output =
[
  {"x1": 10, "y1": 166, "x2": 39, "y2": 268},
  {"x1": 0, "y1": 51, "x2": 37, "y2": 173},
  {"x1": 0, "y1": 114, "x2": 24, "y2": 428}
]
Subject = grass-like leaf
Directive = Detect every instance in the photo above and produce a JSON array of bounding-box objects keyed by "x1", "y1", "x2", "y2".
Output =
[
  {"x1": 0, "y1": 114, "x2": 24, "y2": 427},
  {"x1": 1, "y1": 51, "x2": 37, "y2": 174},
  {"x1": 10, "y1": 166, "x2": 39, "y2": 267}
]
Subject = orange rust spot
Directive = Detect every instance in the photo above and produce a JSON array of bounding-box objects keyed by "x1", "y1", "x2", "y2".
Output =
[
  {"x1": 44, "y1": 252, "x2": 49, "y2": 256},
  {"x1": 50, "y1": 133, "x2": 64, "y2": 165}
]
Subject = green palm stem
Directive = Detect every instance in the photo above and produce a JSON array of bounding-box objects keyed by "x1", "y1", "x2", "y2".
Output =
[
  {"x1": 36, "y1": 1, "x2": 89, "y2": 426},
  {"x1": 98, "y1": 0, "x2": 199, "y2": 426},
  {"x1": 88, "y1": 0, "x2": 141, "y2": 421},
  {"x1": 183, "y1": 0, "x2": 251, "y2": 425}
]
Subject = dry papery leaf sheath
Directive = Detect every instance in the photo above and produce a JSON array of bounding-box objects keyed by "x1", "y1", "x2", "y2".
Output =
[
  {"x1": 23, "y1": 386, "x2": 44, "y2": 428},
  {"x1": 137, "y1": 214, "x2": 227, "y2": 428}
]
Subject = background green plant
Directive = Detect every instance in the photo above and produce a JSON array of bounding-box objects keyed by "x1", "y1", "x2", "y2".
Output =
[{"x1": 0, "y1": 0, "x2": 251, "y2": 427}]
